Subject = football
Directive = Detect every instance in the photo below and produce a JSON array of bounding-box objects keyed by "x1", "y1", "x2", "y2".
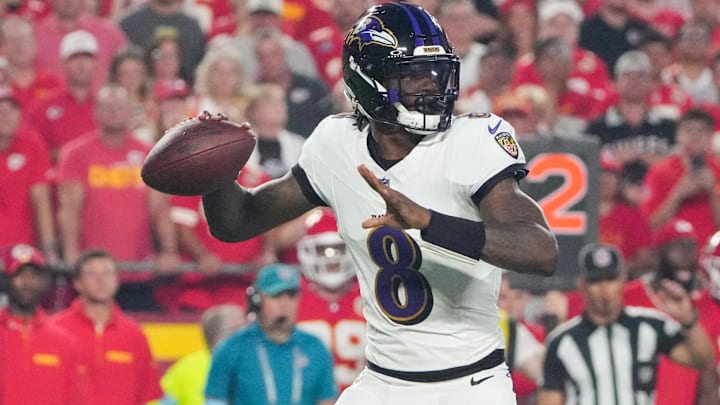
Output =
[{"x1": 142, "y1": 114, "x2": 256, "y2": 196}]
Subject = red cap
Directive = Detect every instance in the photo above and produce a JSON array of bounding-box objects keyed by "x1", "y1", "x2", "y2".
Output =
[
  {"x1": 652, "y1": 219, "x2": 698, "y2": 247},
  {"x1": 153, "y1": 79, "x2": 189, "y2": 101},
  {"x1": 3, "y1": 244, "x2": 45, "y2": 276}
]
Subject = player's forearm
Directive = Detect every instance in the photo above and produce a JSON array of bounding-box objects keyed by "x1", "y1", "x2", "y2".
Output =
[
  {"x1": 203, "y1": 181, "x2": 255, "y2": 242},
  {"x1": 203, "y1": 174, "x2": 315, "y2": 242},
  {"x1": 483, "y1": 221, "x2": 558, "y2": 276}
]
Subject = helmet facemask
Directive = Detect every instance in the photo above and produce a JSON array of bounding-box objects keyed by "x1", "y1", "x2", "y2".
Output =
[
  {"x1": 345, "y1": 53, "x2": 459, "y2": 135},
  {"x1": 297, "y1": 232, "x2": 356, "y2": 290}
]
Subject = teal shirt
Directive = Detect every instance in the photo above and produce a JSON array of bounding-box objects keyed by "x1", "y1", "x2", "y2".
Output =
[{"x1": 204, "y1": 322, "x2": 337, "y2": 405}]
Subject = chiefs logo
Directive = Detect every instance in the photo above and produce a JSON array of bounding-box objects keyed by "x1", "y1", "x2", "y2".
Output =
[
  {"x1": 494, "y1": 132, "x2": 519, "y2": 159},
  {"x1": 345, "y1": 16, "x2": 398, "y2": 50}
]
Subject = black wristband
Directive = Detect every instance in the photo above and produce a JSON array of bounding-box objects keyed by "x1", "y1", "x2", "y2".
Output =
[{"x1": 420, "y1": 210, "x2": 486, "y2": 260}]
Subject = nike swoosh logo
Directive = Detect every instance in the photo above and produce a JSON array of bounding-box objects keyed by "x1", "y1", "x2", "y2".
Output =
[
  {"x1": 488, "y1": 120, "x2": 502, "y2": 135},
  {"x1": 470, "y1": 375, "x2": 494, "y2": 386}
]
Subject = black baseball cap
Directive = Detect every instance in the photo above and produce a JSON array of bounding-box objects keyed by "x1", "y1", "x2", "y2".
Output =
[{"x1": 578, "y1": 243, "x2": 624, "y2": 282}]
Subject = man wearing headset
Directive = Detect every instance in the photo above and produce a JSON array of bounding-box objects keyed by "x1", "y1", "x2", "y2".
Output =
[{"x1": 204, "y1": 263, "x2": 337, "y2": 405}]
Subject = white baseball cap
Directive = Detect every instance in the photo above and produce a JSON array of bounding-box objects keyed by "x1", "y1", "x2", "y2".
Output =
[
  {"x1": 247, "y1": 0, "x2": 283, "y2": 15},
  {"x1": 60, "y1": 30, "x2": 99, "y2": 60},
  {"x1": 538, "y1": 0, "x2": 583, "y2": 24}
]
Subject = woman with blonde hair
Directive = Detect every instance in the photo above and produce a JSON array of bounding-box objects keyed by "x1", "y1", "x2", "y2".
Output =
[{"x1": 191, "y1": 47, "x2": 247, "y2": 123}]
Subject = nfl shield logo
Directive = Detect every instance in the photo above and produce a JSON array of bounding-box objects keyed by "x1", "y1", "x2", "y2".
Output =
[{"x1": 494, "y1": 132, "x2": 519, "y2": 159}]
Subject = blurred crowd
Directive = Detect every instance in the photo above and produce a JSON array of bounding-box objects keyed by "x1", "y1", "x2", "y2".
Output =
[{"x1": 1, "y1": 0, "x2": 720, "y2": 403}]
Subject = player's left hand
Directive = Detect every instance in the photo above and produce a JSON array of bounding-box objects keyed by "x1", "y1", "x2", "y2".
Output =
[{"x1": 358, "y1": 164, "x2": 431, "y2": 230}]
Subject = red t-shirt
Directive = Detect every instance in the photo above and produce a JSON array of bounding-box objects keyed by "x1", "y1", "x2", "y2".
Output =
[
  {"x1": 297, "y1": 279, "x2": 366, "y2": 392},
  {"x1": 600, "y1": 202, "x2": 652, "y2": 262},
  {"x1": 0, "y1": 309, "x2": 88, "y2": 405},
  {"x1": 0, "y1": 127, "x2": 53, "y2": 247},
  {"x1": 49, "y1": 300, "x2": 162, "y2": 405},
  {"x1": 632, "y1": 9, "x2": 685, "y2": 39},
  {"x1": 56, "y1": 133, "x2": 153, "y2": 262},
  {"x1": 641, "y1": 153, "x2": 720, "y2": 245},
  {"x1": 27, "y1": 90, "x2": 96, "y2": 155},
  {"x1": 281, "y1": 0, "x2": 343, "y2": 88},
  {"x1": 170, "y1": 166, "x2": 270, "y2": 266},
  {"x1": 33, "y1": 14, "x2": 128, "y2": 90},
  {"x1": 11, "y1": 69, "x2": 63, "y2": 111},
  {"x1": 2, "y1": 0, "x2": 51, "y2": 22},
  {"x1": 157, "y1": 166, "x2": 271, "y2": 311},
  {"x1": 514, "y1": 47, "x2": 612, "y2": 101}
]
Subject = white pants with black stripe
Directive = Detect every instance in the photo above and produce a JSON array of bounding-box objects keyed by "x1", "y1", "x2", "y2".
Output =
[{"x1": 335, "y1": 363, "x2": 517, "y2": 405}]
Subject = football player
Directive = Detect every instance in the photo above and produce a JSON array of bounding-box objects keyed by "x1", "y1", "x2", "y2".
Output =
[
  {"x1": 295, "y1": 208, "x2": 367, "y2": 393},
  {"x1": 201, "y1": 3, "x2": 558, "y2": 404}
]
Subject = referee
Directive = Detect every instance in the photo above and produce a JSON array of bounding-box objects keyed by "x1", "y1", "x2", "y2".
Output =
[{"x1": 537, "y1": 243, "x2": 713, "y2": 405}]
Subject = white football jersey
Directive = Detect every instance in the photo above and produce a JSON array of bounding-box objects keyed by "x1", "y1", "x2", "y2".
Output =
[{"x1": 297, "y1": 113, "x2": 527, "y2": 373}]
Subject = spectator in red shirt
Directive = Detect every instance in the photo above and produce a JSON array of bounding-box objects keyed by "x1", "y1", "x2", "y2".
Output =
[
  {"x1": 0, "y1": 244, "x2": 88, "y2": 405},
  {"x1": 456, "y1": 43, "x2": 515, "y2": 114},
  {"x1": 33, "y1": 0, "x2": 127, "y2": 90},
  {"x1": 531, "y1": 37, "x2": 608, "y2": 136},
  {"x1": 635, "y1": 31, "x2": 693, "y2": 123},
  {"x1": 56, "y1": 83, "x2": 179, "y2": 310},
  {"x1": 27, "y1": 29, "x2": 99, "y2": 161},
  {"x1": 640, "y1": 108, "x2": 720, "y2": 244},
  {"x1": 514, "y1": 0, "x2": 612, "y2": 109},
  {"x1": 0, "y1": 89, "x2": 57, "y2": 259},
  {"x1": 628, "y1": 0, "x2": 686, "y2": 39},
  {"x1": 50, "y1": 249, "x2": 163, "y2": 405},
  {"x1": 0, "y1": 17, "x2": 62, "y2": 110},
  {"x1": 0, "y1": 0, "x2": 51, "y2": 21},
  {"x1": 598, "y1": 154, "x2": 654, "y2": 278}
]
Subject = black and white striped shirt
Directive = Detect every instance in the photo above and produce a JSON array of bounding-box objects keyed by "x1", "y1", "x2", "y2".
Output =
[{"x1": 542, "y1": 306, "x2": 686, "y2": 405}]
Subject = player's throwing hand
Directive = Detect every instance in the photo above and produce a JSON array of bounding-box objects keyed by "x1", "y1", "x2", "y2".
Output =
[{"x1": 357, "y1": 164, "x2": 431, "y2": 230}]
